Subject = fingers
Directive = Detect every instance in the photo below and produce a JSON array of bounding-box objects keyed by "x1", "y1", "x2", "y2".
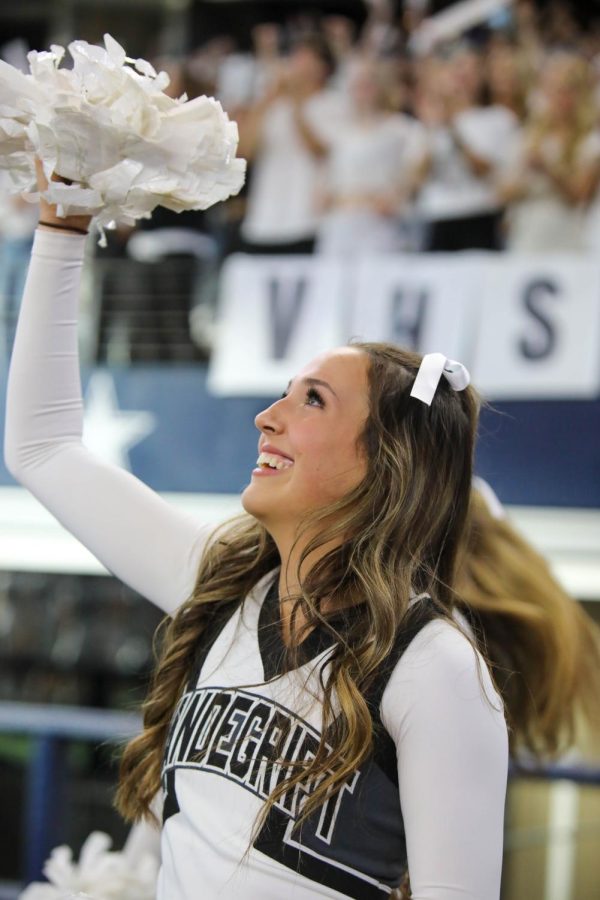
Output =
[
  {"x1": 34, "y1": 157, "x2": 48, "y2": 193},
  {"x1": 35, "y1": 159, "x2": 91, "y2": 231},
  {"x1": 35, "y1": 158, "x2": 74, "y2": 192}
]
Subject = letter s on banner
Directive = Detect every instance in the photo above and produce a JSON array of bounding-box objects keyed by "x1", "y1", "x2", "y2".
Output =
[
  {"x1": 519, "y1": 278, "x2": 559, "y2": 360},
  {"x1": 473, "y1": 257, "x2": 600, "y2": 399}
]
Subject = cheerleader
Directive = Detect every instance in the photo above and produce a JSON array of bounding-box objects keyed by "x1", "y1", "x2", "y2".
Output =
[{"x1": 5, "y1": 175, "x2": 507, "y2": 899}]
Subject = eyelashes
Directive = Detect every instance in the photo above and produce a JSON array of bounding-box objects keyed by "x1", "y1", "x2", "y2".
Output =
[
  {"x1": 280, "y1": 386, "x2": 325, "y2": 408},
  {"x1": 306, "y1": 386, "x2": 325, "y2": 408}
]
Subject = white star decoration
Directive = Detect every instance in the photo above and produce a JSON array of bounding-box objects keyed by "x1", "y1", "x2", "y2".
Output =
[{"x1": 82, "y1": 372, "x2": 156, "y2": 471}]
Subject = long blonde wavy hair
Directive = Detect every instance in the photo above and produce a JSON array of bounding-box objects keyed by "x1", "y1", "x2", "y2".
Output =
[
  {"x1": 527, "y1": 50, "x2": 596, "y2": 169},
  {"x1": 116, "y1": 343, "x2": 481, "y2": 838},
  {"x1": 456, "y1": 489, "x2": 600, "y2": 758}
]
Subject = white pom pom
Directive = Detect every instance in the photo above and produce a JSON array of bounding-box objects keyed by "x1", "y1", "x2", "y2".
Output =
[
  {"x1": 0, "y1": 33, "x2": 246, "y2": 242},
  {"x1": 20, "y1": 831, "x2": 159, "y2": 900}
]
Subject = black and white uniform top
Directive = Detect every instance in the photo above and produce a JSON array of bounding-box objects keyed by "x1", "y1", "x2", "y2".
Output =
[{"x1": 5, "y1": 230, "x2": 509, "y2": 900}]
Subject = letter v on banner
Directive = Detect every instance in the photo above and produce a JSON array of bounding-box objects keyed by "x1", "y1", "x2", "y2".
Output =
[
  {"x1": 208, "y1": 255, "x2": 346, "y2": 396},
  {"x1": 268, "y1": 276, "x2": 308, "y2": 360}
]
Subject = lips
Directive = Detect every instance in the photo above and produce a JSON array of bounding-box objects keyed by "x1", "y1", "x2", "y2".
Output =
[
  {"x1": 259, "y1": 443, "x2": 294, "y2": 462},
  {"x1": 256, "y1": 451, "x2": 294, "y2": 471},
  {"x1": 254, "y1": 444, "x2": 294, "y2": 474}
]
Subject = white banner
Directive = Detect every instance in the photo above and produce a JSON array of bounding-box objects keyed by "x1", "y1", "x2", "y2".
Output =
[
  {"x1": 209, "y1": 253, "x2": 600, "y2": 400},
  {"x1": 473, "y1": 256, "x2": 600, "y2": 399}
]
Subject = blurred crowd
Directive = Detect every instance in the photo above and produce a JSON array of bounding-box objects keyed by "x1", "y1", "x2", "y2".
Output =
[
  {"x1": 203, "y1": 0, "x2": 600, "y2": 258},
  {"x1": 3, "y1": 0, "x2": 600, "y2": 361}
]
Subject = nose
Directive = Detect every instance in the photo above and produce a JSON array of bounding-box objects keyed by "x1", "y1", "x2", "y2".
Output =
[{"x1": 255, "y1": 398, "x2": 285, "y2": 435}]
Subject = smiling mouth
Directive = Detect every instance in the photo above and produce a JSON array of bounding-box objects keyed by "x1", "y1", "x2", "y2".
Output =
[{"x1": 255, "y1": 451, "x2": 294, "y2": 471}]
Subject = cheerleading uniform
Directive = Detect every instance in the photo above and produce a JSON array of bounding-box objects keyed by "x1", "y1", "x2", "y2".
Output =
[{"x1": 4, "y1": 230, "x2": 508, "y2": 900}]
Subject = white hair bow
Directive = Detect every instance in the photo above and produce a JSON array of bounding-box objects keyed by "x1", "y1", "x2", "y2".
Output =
[{"x1": 410, "y1": 353, "x2": 470, "y2": 406}]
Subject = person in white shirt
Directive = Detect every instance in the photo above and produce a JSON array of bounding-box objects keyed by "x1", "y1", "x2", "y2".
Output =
[
  {"x1": 5, "y1": 168, "x2": 508, "y2": 899},
  {"x1": 111, "y1": 470, "x2": 600, "y2": 899},
  {"x1": 316, "y1": 56, "x2": 427, "y2": 256},
  {"x1": 498, "y1": 51, "x2": 599, "y2": 253},
  {"x1": 414, "y1": 47, "x2": 519, "y2": 251},
  {"x1": 238, "y1": 35, "x2": 349, "y2": 253}
]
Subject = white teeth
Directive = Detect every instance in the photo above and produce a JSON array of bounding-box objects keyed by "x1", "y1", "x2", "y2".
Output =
[{"x1": 256, "y1": 451, "x2": 294, "y2": 470}]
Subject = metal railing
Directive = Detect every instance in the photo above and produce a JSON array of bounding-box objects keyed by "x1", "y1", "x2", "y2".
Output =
[
  {"x1": 0, "y1": 702, "x2": 141, "y2": 887},
  {"x1": 0, "y1": 248, "x2": 219, "y2": 368}
]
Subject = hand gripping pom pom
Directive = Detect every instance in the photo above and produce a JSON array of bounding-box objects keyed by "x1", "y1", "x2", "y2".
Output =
[{"x1": 0, "y1": 34, "x2": 246, "y2": 244}]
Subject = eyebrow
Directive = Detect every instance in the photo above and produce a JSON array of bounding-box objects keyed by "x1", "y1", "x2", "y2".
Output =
[{"x1": 287, "y1": 377, "x2": 339, "y2": 400}]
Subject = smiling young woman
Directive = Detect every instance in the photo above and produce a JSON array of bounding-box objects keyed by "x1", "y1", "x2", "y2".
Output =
[{"x1": 5, "y1": 192, "x2": 507, "y2": 898}]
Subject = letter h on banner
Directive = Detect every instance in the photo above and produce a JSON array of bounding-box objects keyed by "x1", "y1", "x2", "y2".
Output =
[{"x1": 348, "y1": 255, "x2": 479, "y2": 359}]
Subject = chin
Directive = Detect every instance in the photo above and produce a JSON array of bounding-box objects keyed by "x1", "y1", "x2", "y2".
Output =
[
  {"x1": 241, "y1": 482, "x2": 268, "y2": 521},
  {"x1": 241, "y1": 482, "x2": 291, "y2": 535}
]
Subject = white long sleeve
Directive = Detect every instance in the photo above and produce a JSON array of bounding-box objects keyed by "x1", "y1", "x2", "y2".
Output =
[
  {"x1": 4, "y1": 229, "x2": 212, "y2": 614},
  {"x1": 382, "y1": 620, "x2": 509, "y2": 900}
]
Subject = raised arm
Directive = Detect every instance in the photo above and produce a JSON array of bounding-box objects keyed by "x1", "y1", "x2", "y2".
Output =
[
  {"x1": 382, "y1": 620, "x2": 508, "y2": 900},
  {"x1": 4, "y1": 223, "x2": 213, "y2": 615}
]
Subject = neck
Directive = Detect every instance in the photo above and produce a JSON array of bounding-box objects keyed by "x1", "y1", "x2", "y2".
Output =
[
  {"x1": 274, "y1": 532, "x2": 341, "y2": 647},
  {"x1": 276, "y1": 534, "x2": 320, "y2": 599},
  {"x1": 266, "y1": 517, "x2": 363, "y2": 646},
  {"x1": 268, "y1": 522, "x2": 340, "y2": 600}
]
